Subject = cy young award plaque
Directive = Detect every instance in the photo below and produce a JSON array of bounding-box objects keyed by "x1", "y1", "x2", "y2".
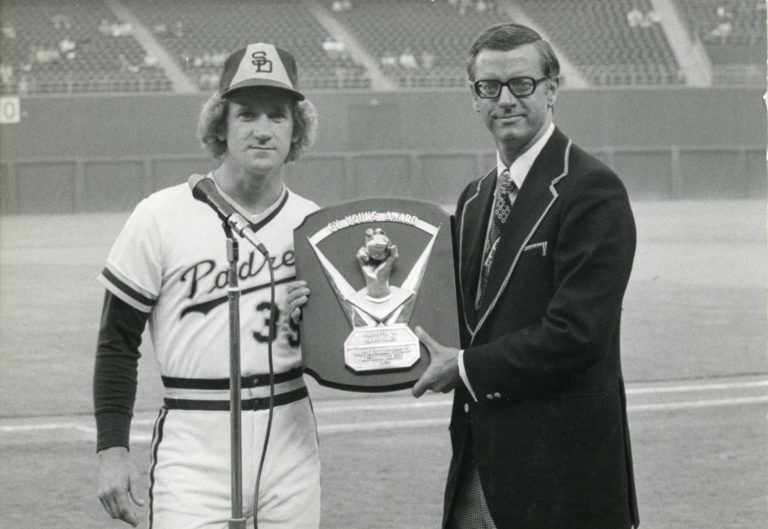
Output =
[{"x1": 294, "y1": 198, "x2": 460, "y2": 392}]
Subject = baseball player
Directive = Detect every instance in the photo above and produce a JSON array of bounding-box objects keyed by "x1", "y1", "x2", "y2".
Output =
[{"x1": 94, "y1": 43, "x2": 321, "y2": 528}]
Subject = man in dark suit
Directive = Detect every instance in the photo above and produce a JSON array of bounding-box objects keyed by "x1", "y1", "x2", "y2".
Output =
[{"x1": 412, "y1": 23, "x2": 640, "y2": 529}]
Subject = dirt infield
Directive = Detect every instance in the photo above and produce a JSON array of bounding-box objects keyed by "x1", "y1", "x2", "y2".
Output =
[{"x1": 1, "y1": 199, "x2": 766, "y2": 528}]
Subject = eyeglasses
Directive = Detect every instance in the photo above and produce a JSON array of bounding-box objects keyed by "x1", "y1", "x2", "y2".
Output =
[{"x1": 472, "y1": 76, "x2": 550, "y2": 98}]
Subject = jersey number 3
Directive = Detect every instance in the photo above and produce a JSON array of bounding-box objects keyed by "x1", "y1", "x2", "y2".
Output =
[{"x1": 252, "y1": 301, "x2": 300, "y2": 347}]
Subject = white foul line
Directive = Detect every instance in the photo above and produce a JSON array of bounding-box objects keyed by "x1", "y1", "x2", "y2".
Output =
[
  {"x1": 0, "y1": 423, "x2": 95, "y2": 434},
  {"x1": 628, "y1": 395, "x2": 768, "y2": 412},
  {"x1": 116, "y1": 395, "x2": 768, "y2": 442},
  {"x1": 319, "y1": 418, "x2": 447, "y2": 434},
  {"x1": 626, "y1": 379, "x2": 768, "y2": 395},
  {"x1": 317, "y1": 399, "x2": 450, "y2": 414},
  {"x1": 1, "y1": 380, "x2": 767, "y2": 439},
  {"x1": 316, "y1": 395, "x2": 768, "y2": 435}
]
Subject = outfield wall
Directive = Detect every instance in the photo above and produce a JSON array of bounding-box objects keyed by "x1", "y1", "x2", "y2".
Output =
[{"x1": 0, "y1": 87, "x2": 764, "y2": 214}]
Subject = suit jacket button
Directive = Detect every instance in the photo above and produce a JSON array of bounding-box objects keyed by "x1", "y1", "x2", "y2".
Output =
[
  {"x1": 486, "y1": 394, "x2": 494, "y2": 400},
  {"x1": 463, "y1": 403, "x2": 469, "y2": 413},
  {"x1": 493, "y1": 392, "x2": 501, "y2": 398}
]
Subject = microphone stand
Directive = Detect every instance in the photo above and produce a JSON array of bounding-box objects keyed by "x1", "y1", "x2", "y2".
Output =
[
  {"x1": 223, "y1": 222, "x2": 246, "y2": 529},
  {"x1": 223, "y1": 221, "x2": 245, "y2": 529},
  {"x1": 221, "y1": 217, "x2": 271, "y2": 529},
  {"x1": 190, "y1": 177, "x2": 273, "y2": 528}
]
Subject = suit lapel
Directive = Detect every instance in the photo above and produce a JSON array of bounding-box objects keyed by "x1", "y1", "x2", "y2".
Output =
[
  {"x1": 471, "y1": 128, "x2": 573, "y2": 339},
  {"x1": 458, "y1": 167, "x2": 495, "y2": 331}
]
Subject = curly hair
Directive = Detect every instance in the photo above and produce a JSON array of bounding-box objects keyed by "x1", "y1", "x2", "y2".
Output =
[{"x1": 196, "y1": 90, "x2": 318, "y2": 163}]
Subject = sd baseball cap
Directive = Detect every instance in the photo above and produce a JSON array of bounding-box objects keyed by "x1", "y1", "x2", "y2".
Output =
[{"x1": 219, "y1": 42, "x2": 304, "y2": 100}]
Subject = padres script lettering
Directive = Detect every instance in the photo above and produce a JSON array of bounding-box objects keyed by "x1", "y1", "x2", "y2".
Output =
[
  {"x1": 178, "y1": 249, "x2": 296, "y2": 319},
  {"x1": 181, "y1": 249, "x2": 295, "y2": 299},
  {"x1": 326, "y1": 211, "x2": 419, "y2": 233}
]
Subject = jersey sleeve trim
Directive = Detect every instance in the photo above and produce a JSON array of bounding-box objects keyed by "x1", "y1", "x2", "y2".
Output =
[{"x1": 98, "y1": 266, "x2": 156, "y2": 313}]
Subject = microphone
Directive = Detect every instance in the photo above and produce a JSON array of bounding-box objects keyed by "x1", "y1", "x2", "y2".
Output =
[{"x1": 188, "y1": 174, "x2": 269, "y2": 256}]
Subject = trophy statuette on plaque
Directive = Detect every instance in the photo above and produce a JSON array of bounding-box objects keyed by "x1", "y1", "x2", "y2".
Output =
[{"x1": 294, "y1": 198, "x2": 459, "y2": 391}]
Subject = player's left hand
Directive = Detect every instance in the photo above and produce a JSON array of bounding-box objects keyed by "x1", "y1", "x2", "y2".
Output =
[
  {"x1": 286, "y1": 280, "x2": 310, "y2": 324},
  {"x1": 97, "y1": 446, "x2": 144, "y2": 527},
  {"x1": 412, "y1": 326, "x2": 461, "y2": 398}
]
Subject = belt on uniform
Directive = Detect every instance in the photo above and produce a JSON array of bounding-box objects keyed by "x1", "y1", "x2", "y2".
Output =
[
  {"x1": 163, "y1": 385, "x2": 308, "y2": 411},
  {"x1": 161, "y1": 366, "x2": 303, "y2": 390}
]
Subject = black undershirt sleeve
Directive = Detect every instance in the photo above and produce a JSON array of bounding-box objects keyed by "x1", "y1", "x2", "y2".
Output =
[{"x1": 93, "y1": 291, "x2": 149, "y2": 452}]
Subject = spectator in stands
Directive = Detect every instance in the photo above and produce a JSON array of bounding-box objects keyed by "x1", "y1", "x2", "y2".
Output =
[
  {"x1": 627, "y1": 7, "x2": 659, "y2": 28},
  {"x1": 708, "y1": 18, "x2": 733, "y2": 42},
  {"x1": 627, "y1": 7, "x2": 644, "y2": 27},
  {"x1": 411, "y1": 22, "x2": 639, "y2": 529},
  {"x1": 322, "y1": 37, "x2": 347, "y2": 60},
  {"x1": 98, "y1": 18, "x2": 111, "y2": 36},
  {"x1": 707, "y1": 2, "x2": 736, "y2": 42},
  {"x1": 638, "y1": 13, "x2": 653, "y2": 28},
  {"x1": 191, "y1": 52, "x2": 226, "y2": 70},
  {"x1": 59, "y1": 37, "x2": 77, "y2": 60},
  {"x1": 1, "y1": 22, "x2": 15, "y2": 40},
  {"x1": 35, "y1": 46, "x2": 61, "y2": 65},
  {"x1": 716, "y1": 3, "x2": 734, "y2": 20},
  {"x1": 399, "y1": 48, "x2": 418, "y2": 69},
  {"x1": 51, "y1": 13, "x2": 72, "y2": 31},
  {"x1": 118, "y1": 54, "x2": 139, "y2": 73},
  {"x1": 211, "y1": 52, "x2": 226, "y2": 67},
  {"x1": 381, "y1": 52, "x2": 397, "y2": 68},
  {"x1": 110, "y1": 22, "x2": 134, "y2": 38},
  {"x1": 0, "y1": 64, "x2": 13, "y2": 84}
]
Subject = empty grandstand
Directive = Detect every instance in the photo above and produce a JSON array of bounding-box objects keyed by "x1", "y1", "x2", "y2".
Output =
[
  {"x1": 319, "y1": 0, "x2": 505, "y2": 88},
  {"x1": 0, "y1": 0, "x2": 172, "y2": 95},
  {"x1": 0, "y1": 0, "x2": 764, "y2": 95},
  {"x1": 676, "y1": 0, "x2": 766, "y2": 85},
  {"x1": 518, "y1": 0, "x2": 685, "y2": 85},
  {"x1": 127, "y1": 0, "x2": 371, "y2": 91}
]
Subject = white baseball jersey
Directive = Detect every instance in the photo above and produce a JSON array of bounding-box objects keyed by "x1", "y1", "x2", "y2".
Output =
[
  {"x1": 99, "y1": 178, "x2": 318, "y2": 379},
  {"x1": 99, "y1": 177, "x2": 322, "y2": 528}
]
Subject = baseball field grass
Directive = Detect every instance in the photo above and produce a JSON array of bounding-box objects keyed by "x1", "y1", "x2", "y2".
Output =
[{"x1": 1, "y1": 199, "x2": 766, "y2": 528}]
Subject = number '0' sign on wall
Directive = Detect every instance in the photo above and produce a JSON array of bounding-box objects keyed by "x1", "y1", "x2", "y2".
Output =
[{"x1": 0, "y1": 97, "x2": 20, "y2": 124}]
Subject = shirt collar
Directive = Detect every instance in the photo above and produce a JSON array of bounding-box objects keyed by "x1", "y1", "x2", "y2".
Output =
[
  {"x1": 209, "y1": 172, "x2": 287, "y2": 223},
  {"x1": 496, "y1": 122, "x2": 555, "y2": 190}
]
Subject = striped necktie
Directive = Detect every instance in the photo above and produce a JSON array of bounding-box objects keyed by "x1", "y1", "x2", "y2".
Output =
[{"x1": 477, "y1": 169, "x2": 515, "y2": 308}]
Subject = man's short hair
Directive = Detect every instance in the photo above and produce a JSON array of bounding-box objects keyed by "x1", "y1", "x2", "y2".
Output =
[
  {"x1": 466, "y1": 23, "x2": 560, "y2": 81},
  {"x1": 196, "y1": 90, "x2": 318, "y2": 162}
]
